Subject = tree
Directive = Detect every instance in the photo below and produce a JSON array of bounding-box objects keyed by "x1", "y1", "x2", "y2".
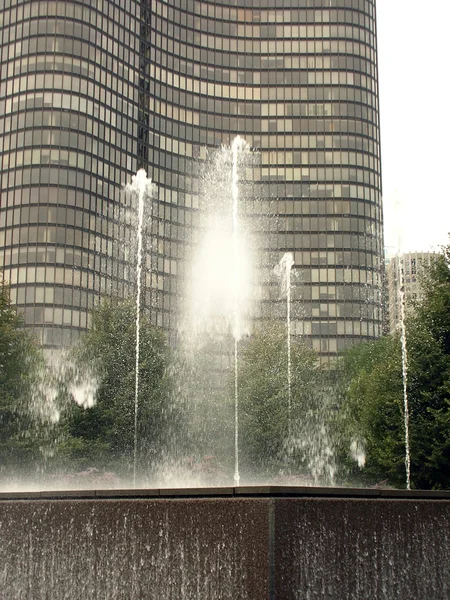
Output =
[
  {"x1": 173, "y1": 337, "x2": 236, "y2": 477},
  {"x1": 342, "y1": 244, "x2": 450, "y2": 489},
  {"x1": 58, "y1": 298, "x2": 174, "y2": 478},
  {"x1": 0, "y1": 279, "x2": 44, "y2": 475},
  {"x1": 341, "y1": 335, "x2": 406, "y2": 486},
  {"x1": 237, "y1": 322, "x2": 326, "y2": 480},
  {"x1": 407, "y1": 247, "x2": 450, "y2": 488},
  {"x1": 416, "y1": 245, "x2": 450, "y2": 353}
]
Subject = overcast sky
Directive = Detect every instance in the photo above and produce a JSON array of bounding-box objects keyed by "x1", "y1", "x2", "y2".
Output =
[{"x1": 376, "y1": 0, "x2": 450, "y2": 256}]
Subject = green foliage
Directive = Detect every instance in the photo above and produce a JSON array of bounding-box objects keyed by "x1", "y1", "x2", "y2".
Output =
[
  {"x1": 415, "y1": 246, "x2": 450, "y2": 353},
  {"x1": 59, "y1": 298, "x2": 174, "y2": 477},
  {"x1": 407, "y1": 248, "x2": 450, "y2": 489},
  {"x1": 342, "y1": 335, "x2": 406, "y2": 485},
  {"x1": 0, "y1": 279, "x2": 44, "y2": 474},
  {"x1": 238, "y1": 322, "x2": 319, "y2": 477},
  {"x1": 175, "y1": 338, "x2": 235, "y2": 471},
  {"x1": 342, "y1": 243, "x2": 450, "y2": 489}
]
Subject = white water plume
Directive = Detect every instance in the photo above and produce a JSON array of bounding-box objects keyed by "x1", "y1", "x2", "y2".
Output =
[
  {"x1": 289, "y1": 422, "x2": 337, "y2": 486},
  {"x1": 70, "y1": 379, "x2": 98, "y2": 409},
  {"x1": 274, "y1": 252, "x2": 295, "y2": 297},
  {"x1": 179, "y1": 136, "x2": 256, "y2": 487},
  {"x1": 188, "y1": 218, "x2": 253, "y2": 341},
  {"x1": 350, "y1": 438, "x2": 366, "y2": 469},
  {"x1": 187, "y1": 138, "x2": 253, "y2": 346},
  {"x1": 31, "y1": 378, "x2": 60, "y2": 425}
]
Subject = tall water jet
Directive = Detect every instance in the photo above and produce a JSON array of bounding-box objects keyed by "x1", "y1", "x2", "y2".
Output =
[
  {"x1": 397, "y1": 255, "x2": 411, "y2": 490},
  {"x1": 232, "y1": 135, "x2": 246, "y2": 486},
  {"x1": 274, "y1": 253, "x2": 295, "y2": 434},
  {"x1": 125, "y1": 169, "x2": 154, "y2": 487},
  {"x1": 394, "y1": 196, "x2": 411, "y2": 491},
  {"x1": 180, "y1": 136, "x2": 255, "y2": 485}
]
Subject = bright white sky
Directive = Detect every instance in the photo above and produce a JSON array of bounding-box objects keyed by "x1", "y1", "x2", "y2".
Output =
[{"x1": 376, "y1": 0, "x2": 450, "y2": 256}]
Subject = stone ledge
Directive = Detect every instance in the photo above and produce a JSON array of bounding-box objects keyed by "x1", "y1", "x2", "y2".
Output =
[{"x1": 1, "y1": 485, "x2": 450, "y2": 501}]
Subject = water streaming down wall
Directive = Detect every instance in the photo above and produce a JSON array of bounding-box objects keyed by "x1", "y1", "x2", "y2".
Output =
[
  {"x1": 274, "y1": 495, "x2": 450, "y2": 599},
  {"x1": 0, "y1": 495, "x2": 269, "y2": 599},
  {"x1": 1, "y1": 489, "x2": 449, "y2": 600}
]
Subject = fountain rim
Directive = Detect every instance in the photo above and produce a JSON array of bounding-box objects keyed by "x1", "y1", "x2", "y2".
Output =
[{"x1": 1, "y1": 485, "x2": 449, "y2": 501}]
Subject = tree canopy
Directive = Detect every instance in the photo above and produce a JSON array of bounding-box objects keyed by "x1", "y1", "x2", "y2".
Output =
[
  {"x1": 0, "y1": 279, "x2": 44, "y2": 475},
  {"x1": 237, "y1": 322, "x2": 327, "y2": 480},
  {"x1": 342, "y1": 244, "x2": 450, "y2": 489},
  {"x1": 58, "y1": 298, "x2": 174, "y2": 479},
  {"x1": 3, "y1": 243, "x2": 450, "y2": 491}
]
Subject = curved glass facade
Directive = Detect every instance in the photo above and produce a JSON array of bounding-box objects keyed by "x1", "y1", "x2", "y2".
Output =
[
  {"x1": 0, "y1": 0, "x2": 141, "y2": 347},
  {"x1": 140, "y1": 0, "x2": 384, "y2": 360},
  {"x1": 0, "y1": 0, "x2": 384, "y2": 360}
]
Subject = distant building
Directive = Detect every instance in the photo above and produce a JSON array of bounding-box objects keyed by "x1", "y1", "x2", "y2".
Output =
[{"x1": 387, "y1": 252, "x2": 437, "y2": 333}]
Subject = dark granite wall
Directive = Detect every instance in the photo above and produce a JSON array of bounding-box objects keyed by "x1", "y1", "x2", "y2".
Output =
[
  {"x1": 274, "y1": 497, "x2": 450, "y2": 599},
  {"x1": 0, "y1": 497, "x2": 269, "y2": 599},
  {"x1": 1, "y1": 491, "x2": 449, "y2": 599}
]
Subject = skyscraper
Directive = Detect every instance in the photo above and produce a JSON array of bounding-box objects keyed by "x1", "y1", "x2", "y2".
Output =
[
  {"x1": 0, "y1": 0, "x2": 383, "y2": 360},
  {"x1": 0, "y1": 0, "x2": 142, "y2": 348},
  {"x1": 387, "y1": 252, "x2": 437, "y2": 334}
]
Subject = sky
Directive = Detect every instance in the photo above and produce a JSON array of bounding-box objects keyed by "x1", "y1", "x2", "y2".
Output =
[{"x1": 376, "y1": 0, "x2": 450, "y2": 256}]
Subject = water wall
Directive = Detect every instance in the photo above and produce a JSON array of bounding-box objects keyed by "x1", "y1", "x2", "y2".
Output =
[{"x1": 1, "y1": 488, "x2": 449, "y2": 599}]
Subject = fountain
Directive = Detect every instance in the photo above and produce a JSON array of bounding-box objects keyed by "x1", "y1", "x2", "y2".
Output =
[
  {"x1": 1, "y1": 141, "x2": 450, "y2": 599},
  {"x1": 394, "y1": 199, "x2": 411, "y2": 491},
  {"x1": 231, "y1": 135, "x2": 247, "y2": 486},
  {"x1": 125, "y1": 169, "x2": 154, "y2": 487},
  {"x1": 274, "y1": 252, "x2": 295, "y2": 435},
  {"x1": 397, "y1": 255, "x2": 411, "y2": 490},
  {"x1": 177, "y1": 137, "x2": 255, "y2": 487},
  {"x1": 0, "y1": 139, "x2": 414, "y2": 490}
]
